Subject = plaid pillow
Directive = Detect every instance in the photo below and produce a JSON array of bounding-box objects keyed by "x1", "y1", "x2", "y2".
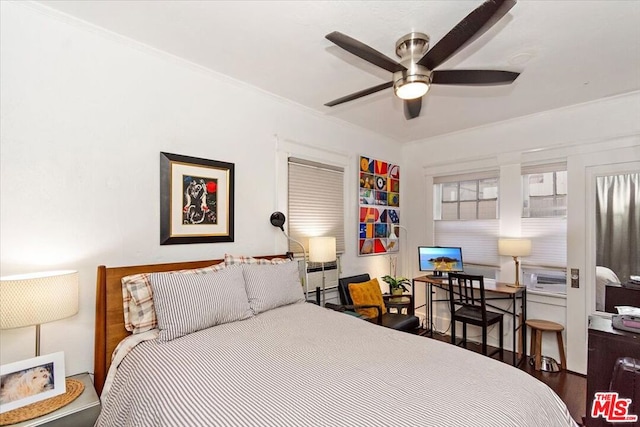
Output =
[
  {"x1": 122, "y1": 262, "x2": 225, "y2": 334},
  {"x1": 224, "y1": 254, "x2": 289, "y2": 266}
]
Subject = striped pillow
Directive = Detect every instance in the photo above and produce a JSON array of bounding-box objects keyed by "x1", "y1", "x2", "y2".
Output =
[
  {"x1": 150, "y1": 264, "x2": 253, "y2": 342},
  {"x1": 122, "y1": 262, "x2": 225, "y2": 334},
  {"x1": 242, "y1": 261, "x2": 305, "y2": 315}
]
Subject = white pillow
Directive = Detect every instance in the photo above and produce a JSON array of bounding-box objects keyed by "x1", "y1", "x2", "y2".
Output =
[
  {"x1": 150, "y1": 264, "x2": 253, "y2": 341},
  {"x1": 596, "y1": 266, "x2": 621, "y2": 312},
  {"x1": 242, "y1": 261, "x2": 305, "y2": 314}
]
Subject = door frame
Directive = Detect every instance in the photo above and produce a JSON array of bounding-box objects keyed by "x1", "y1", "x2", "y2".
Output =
[{"x1": 566, "y1": 144, "x2": 639, "y2": 374}]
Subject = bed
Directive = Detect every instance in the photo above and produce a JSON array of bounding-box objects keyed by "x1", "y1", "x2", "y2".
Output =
[{"x1": 94, "y1": 255, "x2": 578, "y2": 426}]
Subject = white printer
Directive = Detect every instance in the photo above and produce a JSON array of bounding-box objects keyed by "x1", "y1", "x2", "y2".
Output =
[{"x1": 613, "y1": 305, "x2": 640, "y2": 333}]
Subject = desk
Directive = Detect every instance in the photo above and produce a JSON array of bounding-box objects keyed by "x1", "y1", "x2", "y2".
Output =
[{"x1": 413, "y1": 275, "x2": 527, "y2": 367}]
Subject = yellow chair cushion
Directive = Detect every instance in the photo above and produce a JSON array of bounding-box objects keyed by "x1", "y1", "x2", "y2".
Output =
[{"x1": 348, "y1": 278, "x2": 386, "y2": 319}]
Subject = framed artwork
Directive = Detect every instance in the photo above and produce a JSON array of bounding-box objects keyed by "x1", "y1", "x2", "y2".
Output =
[
  {"x1": 160, "y1": 152, "x2": 234, "y2": 245},
  {"x1": 358, "y1": 155, "x2": 400, "y2": 256},
  {"x1": 0, "y1": 352, "x2": 66, "y2": 413}
]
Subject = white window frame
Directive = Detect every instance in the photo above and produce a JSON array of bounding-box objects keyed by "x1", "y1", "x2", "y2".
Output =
[
  {"x1": 277, "y1": 150, "x2": 348, "y2": 302},
  {"x1": 434, "y1": 171, "x2": 499, "y2": 220},
  {"x1": 288, "y1": 157, "x2": 345, "y2": 256},
  {"x1": 433, "y1": 171, "x2": 500, "y2": 275},
  {"x1": 520, "y1": 162, "x2": 568, "y2": 295},
  {"x1": 522, "y1": 162, "x2": 568, "y2": 218}
]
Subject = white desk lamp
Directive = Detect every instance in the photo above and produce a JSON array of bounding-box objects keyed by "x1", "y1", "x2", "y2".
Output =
[
  {"x1": 498, "y1": 239, "x2": 532, "y2": 288},
  {"x1": 309, "y1": 236, "x2": 336, "y2": 306},
  {"x1": 0, "y1": 270, "x2": 79, "y2": 356}
]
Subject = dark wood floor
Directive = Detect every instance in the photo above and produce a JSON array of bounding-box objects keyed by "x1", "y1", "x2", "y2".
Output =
[{"x1": 423, "y1": 330, "x2": 586, "y2": 426}]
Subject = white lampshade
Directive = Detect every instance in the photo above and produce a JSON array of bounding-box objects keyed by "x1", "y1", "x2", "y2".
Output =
[
  {"x1": 498, "y1": 239, "x2": 532, "y2": 257},
  {"x1": 0, "y1": 270, "x2": 79, "y2": 330},
  {"x1": 309, "y1": 237, "x2": 336, "y2": 263}
]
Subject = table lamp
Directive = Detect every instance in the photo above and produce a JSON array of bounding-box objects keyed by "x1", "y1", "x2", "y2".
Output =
[
  {"x1": 498, "y1": 239, "x2": 532, "y2": 288},
  {"x1": 0, "y1": 270, "x2": 79, "y2": 356},
  {"x1": 309, "y1": 236, "x2": 336, "y2": 306}
]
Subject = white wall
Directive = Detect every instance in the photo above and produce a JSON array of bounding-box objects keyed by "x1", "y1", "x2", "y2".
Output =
[
  {"x1": 403, "y1": 91, "x2": 640, "y2": 374},
  {"x1": 0, "y1": 2, "x2": 399, "y2": 375},
  {"x1": 3, "y1": 1, "x2": 639, "y2": 379}
]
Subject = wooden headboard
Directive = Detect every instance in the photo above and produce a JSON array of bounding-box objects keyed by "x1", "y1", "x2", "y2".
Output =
[{"x1": 94, "y1": 255, "x2": 288, "y2": 395}]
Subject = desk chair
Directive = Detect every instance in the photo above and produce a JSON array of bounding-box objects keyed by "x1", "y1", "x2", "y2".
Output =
[
  {"x1": 447, "y1": 273, "x2": 504, "y2": 359},
  {"x1": 332, "y1": 274, "x2": 419, "y2": 332}
]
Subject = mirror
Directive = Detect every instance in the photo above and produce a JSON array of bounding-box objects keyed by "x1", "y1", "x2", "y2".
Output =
[{"x1": 595, "y1": 172, "x2": 639, "y2": 313}]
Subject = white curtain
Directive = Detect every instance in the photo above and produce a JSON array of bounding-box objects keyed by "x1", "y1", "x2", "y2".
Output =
[{"x1": 596, "y1": 173, "x2": 639, "y2": 282}]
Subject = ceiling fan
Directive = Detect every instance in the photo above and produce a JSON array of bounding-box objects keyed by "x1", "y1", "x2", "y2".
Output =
[{"x1": 324, "y1": 0, "x2": 520, "y2": 120}]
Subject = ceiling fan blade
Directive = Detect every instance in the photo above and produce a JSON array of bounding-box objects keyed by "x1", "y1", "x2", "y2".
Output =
[
  {"x1": 417, "y1": 0, "x2": 516, "y2": 70},
  {"x1": 404, "y1": 98, "x2": 422, "y2": 120},
  {"x1": 326, "y1": 31, "x2": 407, "y2": 73},
  {"x1": 432, "y1": 69, "x2": 519, "y2": 85},
  {"x1": 325, "y1": 81, "x2": 393, "y2": 107}
]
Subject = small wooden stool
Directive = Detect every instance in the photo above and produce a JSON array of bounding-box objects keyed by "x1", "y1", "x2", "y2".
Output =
[{"x1": 526, "y1": 319, "x2": 567, "y2": 371}]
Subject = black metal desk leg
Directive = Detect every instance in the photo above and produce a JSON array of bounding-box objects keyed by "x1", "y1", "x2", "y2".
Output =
[
  {"x1": 428, "y1": 282, "x2": 434, "y2": 337},
  {"x1": 510, "y1": 293, "x2": 515, "y2": 366},
  {"x1": 522, "y1": 289, "x2": 527, "y2": 366}
]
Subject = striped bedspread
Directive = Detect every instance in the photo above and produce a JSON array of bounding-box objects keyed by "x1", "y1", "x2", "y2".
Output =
[{"x1": 97, "y1": 303, "x2": 577, "y2": 426}]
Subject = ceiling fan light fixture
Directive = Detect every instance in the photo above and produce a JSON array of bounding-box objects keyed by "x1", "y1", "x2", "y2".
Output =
[
  {"x1": 394, "y1": 75, "x2": 430, "y2": 100},
  {"x1": 324, "y1": 0, "x2": 520, "y2": 118}
]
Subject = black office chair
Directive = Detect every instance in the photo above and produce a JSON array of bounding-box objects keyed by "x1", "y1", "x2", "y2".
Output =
[
  {"x1": 329, "y1": 274, "x2": 419, "y2": 332},
  {"x1": 447, "y1": 273, "x2": 504, "y2": 359}
]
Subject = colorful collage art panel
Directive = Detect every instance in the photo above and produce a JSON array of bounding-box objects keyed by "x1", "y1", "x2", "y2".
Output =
[{"x1": 359, "y1": 156, "x2": 400, "y2": 256}]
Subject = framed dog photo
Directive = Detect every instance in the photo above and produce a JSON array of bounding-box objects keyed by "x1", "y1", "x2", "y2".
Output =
[{"x1": 0, "y1": 352, "x2": 66, "y2": 413}]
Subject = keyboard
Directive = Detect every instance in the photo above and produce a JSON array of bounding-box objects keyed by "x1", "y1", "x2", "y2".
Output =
[{"x1": 426, "y1": 274, "x2": 448, "y2": 280}]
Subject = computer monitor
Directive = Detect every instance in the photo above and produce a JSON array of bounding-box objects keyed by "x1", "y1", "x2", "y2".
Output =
[{"x1": 418, "y1": 246, "x2": 464, "y2": 276}]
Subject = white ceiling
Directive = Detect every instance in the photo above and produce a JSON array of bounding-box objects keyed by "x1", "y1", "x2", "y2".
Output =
[{"x1": 36, "y1": 1, "x2": 640, "y2": 143}]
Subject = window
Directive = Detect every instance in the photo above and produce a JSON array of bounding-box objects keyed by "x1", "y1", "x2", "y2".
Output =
[
  {"x1": 434, "y1": 171, "x2": 500, "y2": 276},
  {"x1": 288, "y1": 157, "x2": 345, "y2": 270},
  {"x1": 437, "y1": 177, "x2": 498, "y2": 220},
  {"x1": 521, "y1": 163, "x2": 568, "y2": 295},
  {"x1": 522, "y1": 165, "x2": 567, "y2": 218},
  {"x1": 520, "y1": 217, "x2": 567, "y2": 268}
]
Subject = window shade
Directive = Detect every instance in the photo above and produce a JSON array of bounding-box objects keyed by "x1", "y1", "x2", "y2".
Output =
[
  {"x1": 288, "y1": 159, "x2": 345, "y2": 254},
  {"x1": 434, "y1": 170, "x2": 499, "y2": 184},
  {"x1": 434, "y1": 219, "x2": 500, "y2": 267},
  {"x1": 521, "y1": 217, "x2": 567, "y2": 268},
  {"x1": 521, "y1": 162, "x2": 567, "y2": 175}
]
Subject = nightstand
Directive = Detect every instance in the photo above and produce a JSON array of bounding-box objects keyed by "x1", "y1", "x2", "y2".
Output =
[{"x1": 11, "y1": 373, "x2": 101, "y2": 427}]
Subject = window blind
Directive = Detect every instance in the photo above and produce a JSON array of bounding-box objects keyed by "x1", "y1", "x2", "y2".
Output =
[
  {"x1": 521, "y1": 162, "x2": 567, "y2": 268},
  {"x1": 521, "y1": 162, "x2": 567, "y2": 175},
  {"x1": 288, "y1": 158, "x2": 345, "y2": 254},
  {"x1": 434, "y1": 219, "x2": 500, "y2": 267},
  {"x1": 521, "y1": 217, "x2": 567, "y2": 268},
  {"x1": 434, "y1": 170, "x2": 499, "y2": 184}
]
